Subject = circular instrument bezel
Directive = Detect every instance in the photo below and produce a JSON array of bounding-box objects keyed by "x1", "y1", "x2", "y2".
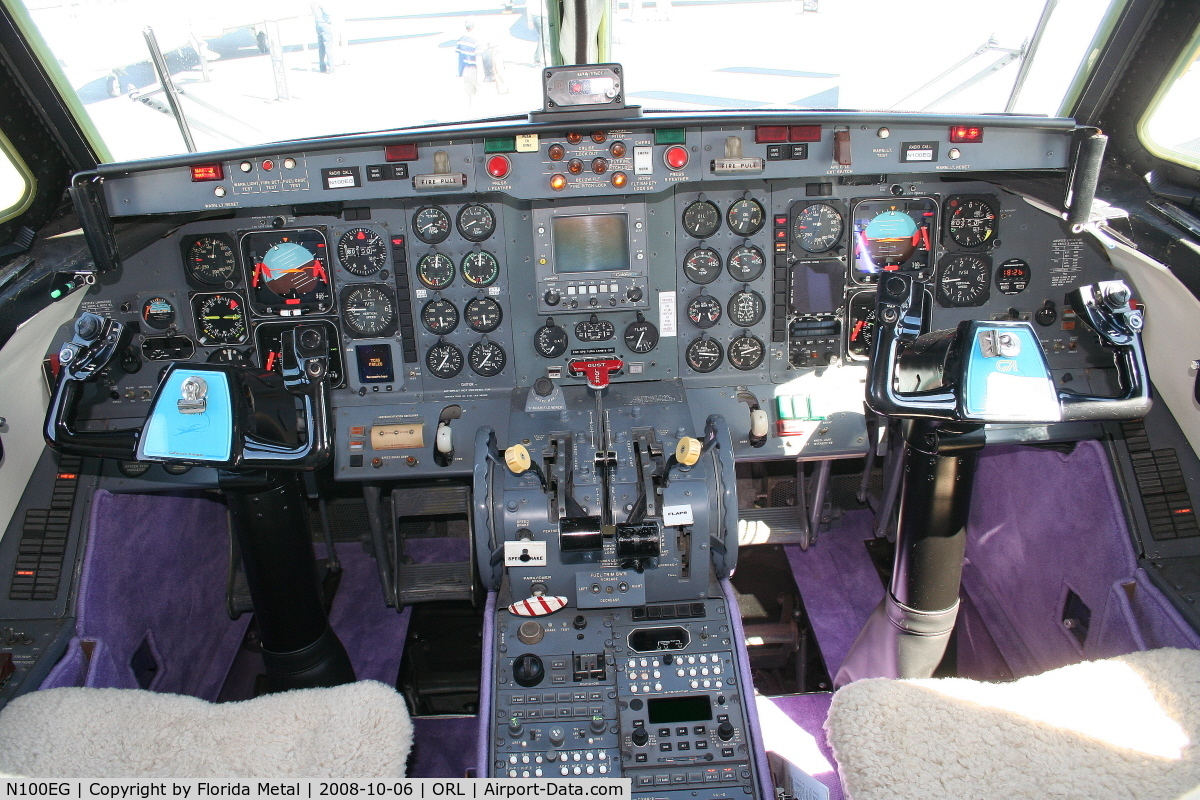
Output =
[
  {"x1": 685, "y1": 336, "x2": 724, "y2": 373},
  {"x1": 682, "y1": 200, "x2": 722, "y2": 239},
  {"x1": 945, "y1": 196, "x2": 998, "y2": 249},
  {"x1": 937, "y1": 253, "x2": 992, "y2": 307},
  {"x1": 416, "y1": 252, "x2": 456, "y2": 290},
  {"x1": 182, "y1": 234, "x2": 239, "y2": 287},
  {"x1": 412, "y1": 206, "x2": 452, "y2": 244},
  {"x1": 727, "y1": 289, "x2": 766, "y2": 327},
  {"x1": 533, "y1": 322, "x2": 568, "y2": 359},
  {"x1": 420, "y1": 297, "x2": 460, "y2": 335},
  {"x1": 337, "y1": 228, "x2": 389, "y2": 276},
  {"x1": 460, "y1": 250, "x2": 500, "y2": 288},
  {"x1": 464, "y1": 296, "x2": 503, "y2": 333},
  {"x1": 340, "y1": 284, "x2": 398, "y2": 338},
  {"x1": 425, "y1": 341, "x2": 464, "y2": 378},
  {"x1": 726, "y1": 197, "x2": 766, "y2": 236},
  {"x1": 468, "y1": 339, "x2": 507, "y2": 376},
  {"x1": 792, "y1": 202, "x2": 844, "y2": 254},
  {"x1": 192, "y1": 291, "x2": 248, "y2": 345},
  {"x1": 456, "y1": 204, "x2": 496, "y2": 242},
  {"x1": 683, "y1": 246, "x2": 723, "y2": 285},
  {"x1": 727, "y1": 243, "x2": 766, "y2": 282},
  {"x1": 623, "y1": 317, "x2": 659, "y2": 354},
  {"x1": 728, "y1": 333, "x2": 765, "y2": 371},
  {"x1": 686, "y1": 294, "x2": 723, "y2": 329}
]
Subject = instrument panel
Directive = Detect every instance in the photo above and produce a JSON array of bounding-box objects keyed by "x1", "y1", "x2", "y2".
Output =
[{"x1": 71, "y1": 117, "x2": 1122, "y2": 478}]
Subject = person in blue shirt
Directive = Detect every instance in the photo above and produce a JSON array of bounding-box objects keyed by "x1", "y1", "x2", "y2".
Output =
[
  {"x1": 314, "y1": 4, "x2": 334, "y2": 74},
  {"x1": 456, "y1": 18, "x2": 479, "y2": 105}
]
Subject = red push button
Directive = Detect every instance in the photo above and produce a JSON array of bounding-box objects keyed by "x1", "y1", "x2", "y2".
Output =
[
  {"x1": 664, "y1": 146, "x2": 689, "y2": 170},
  {"x1": 568, "y1": 358, "x2": 623, "y2": 389},
  {"x1": 487, "y1": 155, "x2": 511, "y2": 179}
]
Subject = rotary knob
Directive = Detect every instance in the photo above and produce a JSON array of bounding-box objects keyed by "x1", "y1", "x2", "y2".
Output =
[
  {"x1": 626, "y1": 286, "x2": 643, "y2": 302},
  {"x1": 630, "y1": 727, "x2": 649, "y2": 747},
  {"x1": 548, "y1": 726, "x2": 565, "y2": 747},
  {"x1": 513, "y1": 653, "x2": 545, "y2": 687},
  {"x1": 717, "y1": 721, "x2": 735, "y2": 741},
  {"x1": 544, "y1": 289, "x2": 561, "y2": 306}
]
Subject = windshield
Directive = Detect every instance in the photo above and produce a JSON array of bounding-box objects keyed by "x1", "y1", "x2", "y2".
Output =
[{"x1": 16, "y1": 0, "x2": 1119, "y2": 163}]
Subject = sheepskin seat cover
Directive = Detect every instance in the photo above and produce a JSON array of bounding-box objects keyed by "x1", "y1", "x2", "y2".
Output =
[
  {"x1": 826, "y1": 648, "x2": 1200, "y2": 800},
  {"x1": 0, "y1": 680, "x2": 412, "y2": 778}
]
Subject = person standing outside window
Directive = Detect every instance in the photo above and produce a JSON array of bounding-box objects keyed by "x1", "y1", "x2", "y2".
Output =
[
  {"x1": 314, "y1": 4, "x2": 334, "y2": 74},
  {"x1": 456, "y1": 18, "x2": 479, "y2": 106}
]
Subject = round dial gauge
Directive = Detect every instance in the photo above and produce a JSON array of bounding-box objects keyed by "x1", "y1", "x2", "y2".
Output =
[
  {"x1": 425, "y1": 342, "x2": 464, "y2": 378},
  {"x1": 727, "y1": 198, "x2": 765, "y2": 236},
  {"x1": 793, "y1": 203, "x2": 843, "y2": 253},
  {"x1": 461, "y1": 251, "x2": 500, "y2": 287},
  {"x1": 687, "y1": 295, "x2": 723, "y2": 328},
  {"x1": 682, "y1": 200, "x2": 721, "y2": 239},
  {"x1": 192, "y1": 293, "x2": 247, "y2": 345},
  {"x1": 185, "y1": 236, "x2": 237, "y2": 286},
  {"x1": 141, "y1": 297, "x2": 176, "y2": 330},
  {"x1": 412, "y1": 206, "x2": 451, "y2": 244},
  {"x1": 468, "y1": 340, "x2": 506, "y2": 376},
  {"x1": 996, "y1": 259, "x2": 1030, "y2": 295},
  {"x1": 728, "y1": 334, "x2": 765, "y2": 371},
  {"x1": 457, "y1": 204, "x2": 496, "y2": 242},
  {"x1": 416, "y1": 252, "x2": 455, "y2": 289},
  {"x1": 947, "y1": 198, "x2": 997, "y2": 248},
  {"x1": 624, "y1": 315, "x2": 658, "y2": 354},
  {"x1": 847, "y1": 292, "x2": 876, "y2": 360},
  {"x1": 575, "y1": 316, "x2": 615, "y2": 342},
  {"x1": 421, "y1": 298, "x2": 459, "y2": 335},
  {"x1": 464, "y1": 297, "x2": 502, "y2": 333},
  {"x1": 206, "y1": 347, "x2": 252, "y2": 366},
  {"x1": 685, "y1": 337, "x2": 724, "y2": 373},
  {"x1": 533, "y1": 321, "x2": 569, "y2": 358},
  {"x1": 728, "y1": 289, "x2": 766, "y2": 327},
  {"x1": 727, "y1": 244, "x2": 765, "y2": 281},
  {"x1": 683, "y1": 247, "x2": 722, "y2": 285},
  {"x1": 937, "y1": 254, "x2": 992, "y2": 307},
  {"x1": 337, "y1": 228, "x2": 388, "y2": 276},
  {"x1": 342, "y1": 285, "x2": 396, "y2": 336}
]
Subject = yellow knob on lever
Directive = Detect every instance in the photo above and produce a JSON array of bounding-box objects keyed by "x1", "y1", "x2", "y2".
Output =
[
  {"x1": 675, "y1": 437, "x2": 702, "y2": 467},
  {"x1": 505, "y1": 444, "x2": 532, "y2": 474}
]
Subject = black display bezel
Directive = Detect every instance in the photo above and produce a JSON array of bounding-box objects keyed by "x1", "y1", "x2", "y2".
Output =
[
  {"x1": 339, "y1": 283, "x2": 399, "y2": 339},
  {"x1": 942, "y1": 194, "x2": 999, "y2": 250},
  {"x1": 180, "y1": 233, "x2": 240, "y2": 290},
  {"x1": 239, "y1": 227, "x2": 334, "y2": 317}
]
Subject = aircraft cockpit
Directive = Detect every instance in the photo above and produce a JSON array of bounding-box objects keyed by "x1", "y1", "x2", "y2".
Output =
[{"x1": 0, "y1": 2, "x2": 1199, "y2": 797}]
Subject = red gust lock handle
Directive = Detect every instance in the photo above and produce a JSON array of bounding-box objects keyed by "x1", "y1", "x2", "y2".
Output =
[{"x1": 568, "y1": 358, "x2": 623, "y2": 390}]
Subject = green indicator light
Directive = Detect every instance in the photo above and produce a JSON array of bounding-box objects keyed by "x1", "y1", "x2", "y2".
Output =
[
  {"x1": 654, "y1": 129, "x2": 686, "y2": 145},
  {"x1": 484, "y1": 137, "x2": 517, "y2": 153}
]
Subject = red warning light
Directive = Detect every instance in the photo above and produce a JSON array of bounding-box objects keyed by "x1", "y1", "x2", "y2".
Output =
[
  {"x1": 788, "y1": 126, "x2": 822, "y2": 143},
  {"x1": 384, "y1": 143, "x2": 419, "y2": 162},
  {"x1": 949, "y1": 126, "x2": 983, "y2": 144},
  {"x1": 261, "y1": 160, "x2": 274, "y2": 171},
  {"x1": 664, "y1": 146, "x2": 689, "y2": 170},
  {"x1": 754, "y1": 126, "x2": 788, "y2": 144},
  {"x1": 190, "y1": 164, "x2": 224, "y2": 182}
]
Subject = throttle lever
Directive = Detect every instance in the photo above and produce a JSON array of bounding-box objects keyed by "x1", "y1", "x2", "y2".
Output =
[{"x1": 1066, "y1": 280, "x2": 1143, "y2": 347}]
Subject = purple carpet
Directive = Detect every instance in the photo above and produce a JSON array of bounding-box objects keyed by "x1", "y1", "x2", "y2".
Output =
[
  {"x1": 758, "y1": 693, "x2": 842, "y2": 800},
  {"x1": 784, "y1": 510, "x2": 883, "y2": 677},
  {"x1": 328, "y1": 542, "x2": 411, "y2": 685},
  {"x1": 41, "y1": 490, "x2": 248, "y2": 700},
  {"x1": 963, "y1": 441, "x2": 1200, "y2": 678},
  {"x1": 409, "y1": 716, "x2": 479, "y2": 777}
]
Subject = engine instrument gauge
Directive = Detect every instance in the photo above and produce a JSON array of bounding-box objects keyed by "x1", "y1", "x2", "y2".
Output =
[
  {"x1": 241, "y1": 228, "x2": 332, "y2": 316},
  {"x1": 683, "y1": 247, "x2": 722, "y2": 285},
  {"x1": 937, "y1": 254, "x2": 992, "y2": 307},
  {"x1": 946, "y1": 197, "x2": 997, "y2": 248},
  {"x1": 996, "y1": 259, "x2": 1030, "y2": 295},
  {"x1": 726, "y1": 198, "x2": 765, "y2": 236},
  {"x1": 847, "y1": 291, "x2": 876, "y2": 360},
  {"x1": 426, "y1": 341, "x2": 464, "y2": 378},
  {"x1": 685, "y1": 336, "x2": 723, "y2": 373},
  {"x1": 413, "y1": 206, "x2": 451, "y2": 244},
  {"x1": 728, "y1": 334, "x2": 765, "y2": 371},
  {"x1": 727, "y1": 289, "x2": 766, "y2": 327},
  {"x1": 460, "y1": 251, "x2": 500, "y2": 287},
  {"x1": 341, "y1": 284, "x2": 397, "y2": 337},
  {"x1": 141, "y1": 297, "x2": 176, "y2": 330},
  {"x1": 686, "y1": 295, "x2": 722, "y2": 328},
  {"x1": 468, "y1": 339, "x2": 506, "y2": 376},
  {"x1": 575, "y1": 315, "x2": 615, "y2": 342},
  {"x1": 624, "y1": 314, "x2": 658, "y2": 354},
  {"x1": 727, "y1": 243, "x2": 765, "y2": 281},
  {"x1": 192, "y1": 292, "x2": 248, "y2": 345},
  {"x1": 337, "y1": 228, "x2": 388, "y2": 276},
  {"x1": 183, "y1": 235, "x2": 238, "y2": 286},
  {"x1": 416, "y1": 252, "x2": 455, "y2": 290},
  {"x1": 533, "y1": 320, "x2": 568, "y2": 358},
  {"x1": 464, "y1": 297, "x2": 502, "y2": 333},
  {"x1": 793, "y1": 203, "x2": 843, "y2": 253},
  {"x1": 457, "y1": 204, "x2": 496, "y2": 242},
  {"x1": 421, "y1": 298, "x2": 459, "y2": 335},
  {"x1": 682, "y1": 200, "x2": 721, "y2": 239}
]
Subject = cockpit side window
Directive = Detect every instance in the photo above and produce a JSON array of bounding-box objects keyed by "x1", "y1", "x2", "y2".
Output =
[
  {"x1": 0, "y1": 128, "x2": 33, "y2": 224},
  {"x1": 1139, "y1": 26, "x2": 1200, "y2": 172}
]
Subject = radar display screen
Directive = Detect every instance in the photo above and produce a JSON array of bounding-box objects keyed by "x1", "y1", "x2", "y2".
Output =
[
  {"x1": 241, "y1": 228, "x2": 333, "y2": 316},
  {"x1": 850, "y1": 198, "x2": 937, "y2": 279},
  {"x1": 551, "y1": 214, "x2": 630, "y2": 274}
]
